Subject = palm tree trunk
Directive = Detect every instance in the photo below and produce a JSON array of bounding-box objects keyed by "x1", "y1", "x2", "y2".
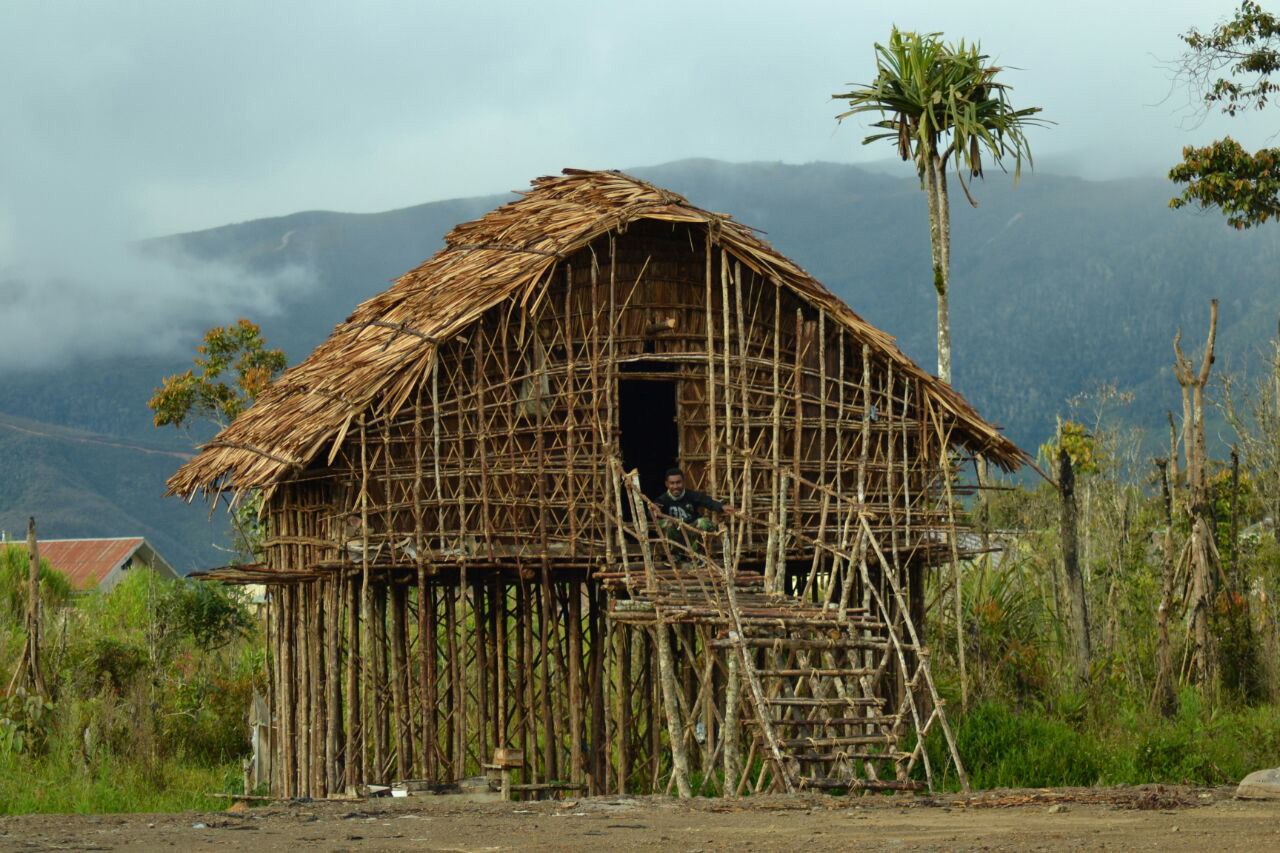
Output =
[
  {"x1": 928, "y1": 154, "x2": 953, "y2": 385},
  {"x1": 921, "y1": 153, "x2": 965, "y2": 706}
]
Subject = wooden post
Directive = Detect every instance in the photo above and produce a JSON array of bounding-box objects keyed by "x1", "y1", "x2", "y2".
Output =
[
  {"x1": 283, "y1": 586, "x2": 297, "y2": 796},
  {"x1": 496, "y1": 582, "x2": 509, "y2": 754},
  {"x1": 615, "y1": 622, "x2": 631, "y2": 793},
  {"x1": 449, "y1": 580, "x2": 464, "y2": 778},
  {"x1": 326, "y1": 575, "x2": 342, "y2": 794},
  {"x1": 20, "y1": 518, "x2": 46, "y2": 697},
  {"x1": 568, "y1": 579, "x2": 584, "y2": 787},
  {"x1": 345, "y1": 573, "x2": 361, "y2": 792},
  {"x1": 652, "y1": 621, "x2": 692, "y2": 798},
  {"x1": 358, "y1": 416, "x2": 373, "y2": 785},
  {"x1": 520, "y1": 578, "x2": 537, "y2": 785},
  {"x1": 588, "y1": 583, "x2": 606, "y2": 794},
  {"x1": 1059, "y1": 448, "x2": 1090, "y2": 681},
  {"x1": 538, "y1": 573, "x2": 557, "y2": 781},
  {"x1": 512, "y1": 579, "x2": 527, "y2": 784},
  {"x1": 391, "y1": 583, "x2": 413, "y2": 781},
  {"x1": 474, "y1": 577, "x2": 490, "y2": 770},
  {"x1": 723, "y1": 648, "x2": 741, "y2": 797},
  {"x1": 1230, "y1": 446, "x2": 1240, "y2": 584},
  {"x1": 1153, "y1": 457, "x2": 1177, "y2": 716},
  {"x1": 765, "y1": 280, "x2": 782, "y2": 591},
  {"x1": 305, "y1": 582, "x2": 319, "y2": 796},
  {"x1": 372, "y1": 584, "x2": 390, "y2": 783},
  {"x1": 705, "y1": 232, "x2": 719, "y2": 496}
]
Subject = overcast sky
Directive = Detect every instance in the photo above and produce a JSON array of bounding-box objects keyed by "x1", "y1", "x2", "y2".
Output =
[
  {"x1": 3, "y1": 0, "x2": 1272, "y2": 239},
  {"x1": 0, "y1": 0, "x2": 1273, "y2": 369}
]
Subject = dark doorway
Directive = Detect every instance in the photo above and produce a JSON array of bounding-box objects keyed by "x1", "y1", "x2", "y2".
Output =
[{"x1": 619, "y1": 378, "x2": 679, "y2": 501}]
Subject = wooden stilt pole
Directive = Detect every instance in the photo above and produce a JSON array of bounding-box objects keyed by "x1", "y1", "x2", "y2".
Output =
[
  {"x1": 568, "y1": 579, "x2": 584, "y2": 787},
  {"x1": 723, "y1": 647, "x2": 741, "y2": 797},
  {"x1": 326, "y1": 575, "x2": 342, "y2": 795},
  {"x1": 474, "y1": 576, "x2": 490, "y2": 768},
  {"x1": 391, "y1": 582, "x2": 414, "y2": 780},
  {"x1": 345, "y1": 573, "x2": 361, "y2": 791},
  {"x1": 372, "y1": 583, "x2": 389, "y2": 783},
  {"x1": 445, "y1": 579, "x2": 461, "y2": 778}
]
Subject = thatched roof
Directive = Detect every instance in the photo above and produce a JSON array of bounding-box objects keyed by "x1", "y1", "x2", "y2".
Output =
[{"x1": 169, "y1": 169, "x2": 1026, "y2": 499}]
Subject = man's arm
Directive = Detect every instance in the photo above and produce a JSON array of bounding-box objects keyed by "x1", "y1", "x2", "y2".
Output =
[{"x1": 690, "y1": 491, "x2": 727, "y2": 513}]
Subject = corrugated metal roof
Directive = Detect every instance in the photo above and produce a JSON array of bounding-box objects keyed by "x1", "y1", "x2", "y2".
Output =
[{"x1": 27, "y1": 538, "x2": 144, "y2": 589}]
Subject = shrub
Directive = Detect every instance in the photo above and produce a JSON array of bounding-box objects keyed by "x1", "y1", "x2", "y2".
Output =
[
  {"x1": 945, "y1": 701, "x2": 1105, "y2": 789},
  {"x1": 0, "y1": 544, "x2": 72, "y2": 621},
  {"x1": 0, "y1": 689, "x2": 55, "y2": 757}
]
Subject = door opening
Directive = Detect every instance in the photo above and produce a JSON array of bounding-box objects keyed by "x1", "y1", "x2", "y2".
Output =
[{"x1": 618, "y1": 378, "x2": 679, "y2": 502}]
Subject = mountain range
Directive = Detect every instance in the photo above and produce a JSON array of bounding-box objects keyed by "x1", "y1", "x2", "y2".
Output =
[{"x1": 4, "y1": 158, "x2": 1277, "y2": 571}]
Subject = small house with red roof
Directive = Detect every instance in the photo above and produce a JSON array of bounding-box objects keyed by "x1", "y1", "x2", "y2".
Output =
[{"x1": 29, "y1": 537, "x2": 180, "y2": 591}]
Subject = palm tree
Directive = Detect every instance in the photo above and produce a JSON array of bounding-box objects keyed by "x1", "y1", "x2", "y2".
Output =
[{"x1": 834, "y1": 28, "x2": 1046, "y2": 384}]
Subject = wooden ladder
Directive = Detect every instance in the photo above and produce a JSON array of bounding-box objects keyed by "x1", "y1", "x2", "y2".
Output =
[{"x1": 610, "y1": 462, "x2": 967, "y2": 795}]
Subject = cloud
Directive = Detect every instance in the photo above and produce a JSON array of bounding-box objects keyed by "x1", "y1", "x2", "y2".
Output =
[{"x1": 0, "y1": 240, "x2": 313, "y2": 371}]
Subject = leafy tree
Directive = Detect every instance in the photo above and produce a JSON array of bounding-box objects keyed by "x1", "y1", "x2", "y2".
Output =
[
  {"x1": 148, "y1": 319, "x2": 285, "y2": 430},
  {"x1": 1169, "y1": 2, "x2": 1280, "y2": 228},
  {"x1": 834, "y1": 28, "x2": 1046, "y2": 383},
  {"x1": 149, "y1": 319, "x2": 285, "y2": 563}
]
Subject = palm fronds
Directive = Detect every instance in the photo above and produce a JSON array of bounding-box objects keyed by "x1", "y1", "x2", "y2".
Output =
[{"x1": 833, "y1": 28, "x2": 1050, "y2": 184}]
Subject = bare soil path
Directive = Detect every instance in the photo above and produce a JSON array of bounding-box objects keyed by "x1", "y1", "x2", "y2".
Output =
[{"x1": 1, "y1": 785, "x2": 1277, "y2": 852}]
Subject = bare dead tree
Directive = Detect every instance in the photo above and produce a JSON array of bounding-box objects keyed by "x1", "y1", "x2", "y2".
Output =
[
  {"x1": 1058, "y1": 449, "x2": 1090, "y2": 681},
  {"x1": 7, "y1": 517, "x2": 47, "y2": 698},
  {"x1": 1172, "y1": 299, "x2": 1220, "y2": 687},
  {"x1": 1152, "y1": 455, "x2": 1178, "y2": 716}
]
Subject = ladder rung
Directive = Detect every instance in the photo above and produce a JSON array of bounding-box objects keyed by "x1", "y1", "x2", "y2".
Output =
[
  {"x1": 765, "y1": 697, "x2": 882, "y2": 707},
  {"x1": 715, "y1": 638, "x2": 893, "y2": 651},
  {"x1": 786, "y1": 750, "x2": 911, "y2": 762},
  {"x1": 779, "y1": 735, "x2": 896, "y2": 748},
  {"x1": 755, "y1": 668, "x2": 877, "y2": 677},
  {"x1": 755, "y1": 716, "x2": 898, "y2": 727}
]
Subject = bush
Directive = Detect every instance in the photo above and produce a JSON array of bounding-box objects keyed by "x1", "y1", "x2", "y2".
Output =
[
  {"x1": 922, "y1": 691, "x2": 1280, "y2": 791},
  {"x1": 64, "y1": 638, "x2": 147, "y2": 693},
  {"x1": 0, "y1": 544, "x2": 72, "y2": 621},
  {"x1": 161, "y1": 581, "x2": 253, "y2": 650},
  {"x1": 0, "y1": 689, "x2": 55, "y2": 757},
  {"x1": 928, "y1": 701, "x2": 1104, "y2": 790}
]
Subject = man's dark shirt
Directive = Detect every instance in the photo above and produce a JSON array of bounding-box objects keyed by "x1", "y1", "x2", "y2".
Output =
[{"x1": 655, "y1": 489, "x2": 724, "y2": 524}]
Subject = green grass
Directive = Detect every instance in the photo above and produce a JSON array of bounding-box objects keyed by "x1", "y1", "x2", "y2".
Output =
[
  {"x1": 922, "y1": 693, "x2": 1280, "y2": 791},
  {"x1": 0, "y1": 751, "x2": 232, "y2": 815}
]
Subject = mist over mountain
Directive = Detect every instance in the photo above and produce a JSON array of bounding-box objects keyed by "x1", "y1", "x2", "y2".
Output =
[{"x1": 3, "y1": 158, "x2": 1276, "y2": 570}]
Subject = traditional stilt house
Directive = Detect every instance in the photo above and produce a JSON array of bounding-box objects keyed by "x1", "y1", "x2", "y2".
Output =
[{"x1": 170, "y1": 169, "x2": 1026, "y2": 799}]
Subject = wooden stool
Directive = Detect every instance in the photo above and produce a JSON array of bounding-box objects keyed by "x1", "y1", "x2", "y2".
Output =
[{"x1": 483, "y1": 748, "x2": 525, "y2": 800}]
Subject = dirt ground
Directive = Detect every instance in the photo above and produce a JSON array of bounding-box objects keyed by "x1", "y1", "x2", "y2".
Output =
[{"x1": 1, "y1": 785, "x2": 1278, "y2": 852}]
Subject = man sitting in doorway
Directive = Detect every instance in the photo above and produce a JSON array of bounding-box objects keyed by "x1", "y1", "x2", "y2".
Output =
[{"x1": 655, "y1": 467, "x2": 733, "y2": 554}]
